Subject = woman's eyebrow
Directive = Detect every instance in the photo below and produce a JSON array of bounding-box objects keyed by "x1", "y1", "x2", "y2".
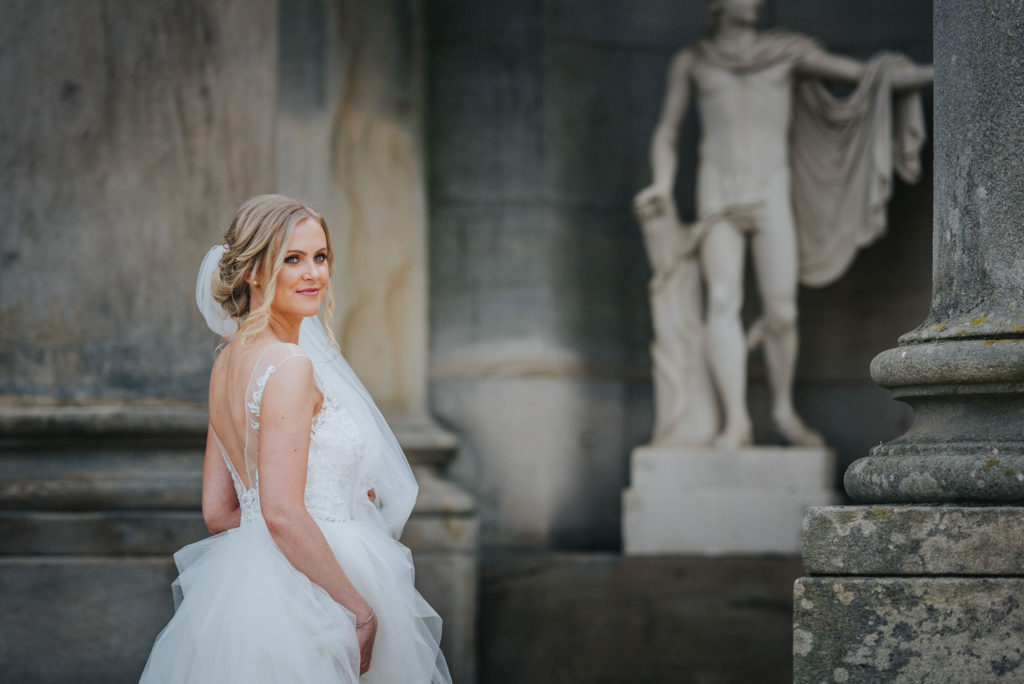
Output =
[{"x1": 285, "y1": 247, "x2": 329, "y2": 255}]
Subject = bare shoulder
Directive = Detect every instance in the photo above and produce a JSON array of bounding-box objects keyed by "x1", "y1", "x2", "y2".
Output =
[{"x1": 260, "y1": 351, "x2": 317, "y2": 409}]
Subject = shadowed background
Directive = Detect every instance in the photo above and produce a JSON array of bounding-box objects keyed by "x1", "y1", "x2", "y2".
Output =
[{"x1": 0, "y1": 1, "x2": 932, "y2": 682}]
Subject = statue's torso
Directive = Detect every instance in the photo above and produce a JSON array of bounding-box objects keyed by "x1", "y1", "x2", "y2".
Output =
[{"x1": 691, "y1": 44, "x2": 798, "y2": 216}]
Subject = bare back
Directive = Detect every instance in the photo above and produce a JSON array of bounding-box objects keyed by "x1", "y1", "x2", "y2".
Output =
[{"x1": 208, "y1": 339, "x2": 321, "y2": 491}]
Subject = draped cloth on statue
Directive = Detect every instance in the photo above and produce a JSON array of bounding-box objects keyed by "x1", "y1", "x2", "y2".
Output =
[
  {"x1": 638, "y1": 31, "x2": 925, "y2": 446},
  {"x1": 695, "y1": 30, "x2": 927, "y2": 287}
]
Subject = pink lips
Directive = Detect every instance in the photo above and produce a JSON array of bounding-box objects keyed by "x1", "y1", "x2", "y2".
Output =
[{"x1": 297, "y1": 288, "x2": 320, "y2": 296}]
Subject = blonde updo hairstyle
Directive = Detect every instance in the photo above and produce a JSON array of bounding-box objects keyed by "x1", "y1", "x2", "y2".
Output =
[{"x1": 212, "y1": 194, "x2": 336, "y2": 346}]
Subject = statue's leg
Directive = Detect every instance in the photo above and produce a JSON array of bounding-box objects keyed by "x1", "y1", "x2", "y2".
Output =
[
  {"x1": 751, "y1": 189, "x2": 825, "y2": 447},
  {"x1": 700, "y1": 218, "x2": 752, "y2": 448}
]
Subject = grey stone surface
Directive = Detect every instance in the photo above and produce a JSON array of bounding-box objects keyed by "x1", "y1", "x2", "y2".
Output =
[
  {"x1": 803, "y1": 505, "x2": 1024, "y2": 576},
  {"x1": 900, "y1": 0, "x2": 1024, "y2": 345},
  {"x1": 413, "y1": 550, "x2": 478, "y2": 684},
  {"x1": 0, "y1": 511, "x2": 208, "y2": 556},
  {"x1": 794, "y1": 577, "x2": 1024, "y2": 683},
  {"x1": 0, "y1": 403, "x2": 208, "y2": 441},
  {"x1": 845, "y1": 452, "x2": 1024, "y2": 504},
  {"x1": 0, "y1": 451, "x2": 203, "y2": 510},
  {"x1": 0, "y1": 557, "x2": 177, "y2": 684},
  {"x1": 0, "y1": 0, "x2": 277, "y2": 402},
  {"x1": 431, "y1": 376, "x2": 651, "y2": 549},
  {"x1": 871, "y1": 339, "x2": 1024, "y2": 390},
  {"x1": 482, "y1": 553, "x2": 802, "y2": 684}
]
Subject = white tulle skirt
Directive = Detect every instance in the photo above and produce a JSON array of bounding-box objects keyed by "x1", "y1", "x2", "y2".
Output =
[{"x1": 140, "y1": 519, "x2": 450, "y2": 683}]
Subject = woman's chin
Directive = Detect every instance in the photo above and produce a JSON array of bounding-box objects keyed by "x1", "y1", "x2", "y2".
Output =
[{"x1": 275, "y1": 302, "x2": 322, "y2": 321}]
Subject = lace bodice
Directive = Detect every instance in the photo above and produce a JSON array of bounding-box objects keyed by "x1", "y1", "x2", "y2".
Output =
[{"x1": 216, "y1": 343, "x2": 368, "y2": 526}]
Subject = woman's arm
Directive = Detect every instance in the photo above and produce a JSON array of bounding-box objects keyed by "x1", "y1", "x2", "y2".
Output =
[
  {"x1": 257, "y1": 356, "x2": 377, "y2": 670},
  {"x1": 201, "y1": 425, "x2": 240, "y2": 534}
]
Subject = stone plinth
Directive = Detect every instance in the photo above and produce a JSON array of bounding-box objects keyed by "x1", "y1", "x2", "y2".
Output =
[
  {"x1": 797, "y1": 506, "x2": 1024, "y2": 680},
  {"x1": 802, "y1": 505, "x2": 1024, "y2": 576},
  {"x1": 795, "y1": 576, "x2": 1024, "y2": 683},
  {"x1": 623, "y1": 446, "x2": 837, "y2": 555}
]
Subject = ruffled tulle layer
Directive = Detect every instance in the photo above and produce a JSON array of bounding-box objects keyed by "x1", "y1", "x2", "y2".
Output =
[{"x1": 140, "y1": 520, "x2": 450, "y2": 683}]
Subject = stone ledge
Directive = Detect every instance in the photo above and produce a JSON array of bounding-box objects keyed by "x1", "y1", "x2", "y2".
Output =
[
  {"x1": 803, "y1": 505, "x2": 1024, "y2": 575},
  {"x1": 794, "y1": 576, "x2": 1024, "y2": 683},
  {"x1": 0, "y1": 402, "x2": 208, "y2": 443},
  {"x1": 0, "y1": 451, "x2": 203, "y2": 510},
  {"x1": 0, "y1": 511, "x2": 208, "y2": 555}
]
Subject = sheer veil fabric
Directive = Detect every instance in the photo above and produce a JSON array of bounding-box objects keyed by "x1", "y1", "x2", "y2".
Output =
[{"x1": 195, "y1": 244, "x2": 419, "y2": 540}]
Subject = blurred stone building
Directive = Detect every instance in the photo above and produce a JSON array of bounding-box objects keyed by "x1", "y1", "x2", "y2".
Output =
[{"x1": 0, "y1": 1, "x2": 933, "y2": 682}]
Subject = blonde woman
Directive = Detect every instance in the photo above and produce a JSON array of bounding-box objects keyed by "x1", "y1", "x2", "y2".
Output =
[{"x1": 141, "y1": 195, "x2": 451, "y2": 683}]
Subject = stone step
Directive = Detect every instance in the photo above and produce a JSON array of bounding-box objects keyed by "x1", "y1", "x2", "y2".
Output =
[
  {"x1": 0, "y1": 510, "x2": 208, "y2": 555},
  {"x1": 0, "y1": 451, "x2": 203, "y2": 510}
]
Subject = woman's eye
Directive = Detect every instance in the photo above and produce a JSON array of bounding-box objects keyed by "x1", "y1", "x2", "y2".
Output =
[
  {"x1": 284, "y1": 256, "x2": 299, "y2": 264},
  {"x1": 314, "y1": 254, "x2": 327, "y2": 263}
]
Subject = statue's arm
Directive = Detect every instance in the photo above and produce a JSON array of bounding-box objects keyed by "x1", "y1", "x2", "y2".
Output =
[
  {"x1": 645, "y1": 49, "x2": 693, "y2": 195},
  {"x1": 890, "y1": 63, "x2": 934, "y2": 90},
  {"x1": 798, "y1": 50, "x2": 933, "y2": 90}
]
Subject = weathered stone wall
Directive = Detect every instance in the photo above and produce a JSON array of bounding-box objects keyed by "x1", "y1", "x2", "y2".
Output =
[
  {"x1": 0, "y1": 0, "x2": 278, "y2": 402},
  {"x1": 277, "y1": 0, "x2": 434, "y2": 420},
  {"x1": 427, "y1": 0, "x2": 934, "y2": 549}
]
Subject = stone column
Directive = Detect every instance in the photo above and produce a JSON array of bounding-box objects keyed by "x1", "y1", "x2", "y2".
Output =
[{"x1": 794, "y1": 1, "x2": 1024, "y2": 680}]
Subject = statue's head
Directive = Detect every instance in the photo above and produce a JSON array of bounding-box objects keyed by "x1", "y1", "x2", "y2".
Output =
[{"x1": 708, "y1": 0, "x2": 762, "y2": 30}]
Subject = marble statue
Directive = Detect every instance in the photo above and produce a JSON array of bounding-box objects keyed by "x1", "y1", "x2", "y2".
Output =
[{"x1": 635, "y1": 0, "x2": 933, "y2": 449}]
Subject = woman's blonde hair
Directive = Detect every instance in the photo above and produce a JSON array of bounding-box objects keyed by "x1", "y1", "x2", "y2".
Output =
[{"x1": 212, "y1": 194, "x2": 336, "y2": 346}]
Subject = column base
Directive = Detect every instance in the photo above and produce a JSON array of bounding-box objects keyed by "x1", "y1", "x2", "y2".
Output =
[{"x1": 623, "y1": 446, "x2": 837, "y2": 555}]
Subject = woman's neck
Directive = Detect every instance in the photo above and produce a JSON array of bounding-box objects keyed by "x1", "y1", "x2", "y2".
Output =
[{"x1": 265, "y1": 314, "x2": 303, "y2": 344}]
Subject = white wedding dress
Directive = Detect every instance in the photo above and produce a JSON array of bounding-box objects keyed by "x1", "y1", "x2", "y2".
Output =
[{"x1": 140, "y1": 342, "x2": 451, "y2": 683}]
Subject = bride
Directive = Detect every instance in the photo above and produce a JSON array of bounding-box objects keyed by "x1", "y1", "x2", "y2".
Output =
[{"x1": 141, "y1": 195, "x2": 451, "y2": 683}]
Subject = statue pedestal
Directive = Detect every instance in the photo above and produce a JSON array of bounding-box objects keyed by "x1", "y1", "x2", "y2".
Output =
[{"x1": 623, "y1": 446, "x2": 837, "y2": 555}]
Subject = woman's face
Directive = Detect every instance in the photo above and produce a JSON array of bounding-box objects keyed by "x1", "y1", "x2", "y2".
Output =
[{"x1": 268, "y1": 217, "x2": 330, "y2": 320}]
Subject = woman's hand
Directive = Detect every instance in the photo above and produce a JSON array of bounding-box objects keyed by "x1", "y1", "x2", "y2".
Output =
[
  {"x1": 367, "y1": 488, "x2": 377, "y2": 505},
  {"x1": 356, "y1": 611, "x2": 378, "y2": 675}
]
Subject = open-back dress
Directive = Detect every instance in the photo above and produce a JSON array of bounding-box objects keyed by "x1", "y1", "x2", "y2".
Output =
[{"x1": 140, "y1": 342, "x2": 451, "y2": 683}]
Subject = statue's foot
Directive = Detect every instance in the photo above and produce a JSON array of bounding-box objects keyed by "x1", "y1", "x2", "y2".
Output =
[
  {"x1": 712, "y1": 422, "x2": 753, "y2": 450},
  {"x1": 773, "y1": 411, "x2": 825, "y2": 448}
]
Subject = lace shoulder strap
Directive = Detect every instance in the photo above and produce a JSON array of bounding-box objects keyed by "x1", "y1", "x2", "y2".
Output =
[{"x1": 242, "y1": 342, "x2": 310, "y2": 487}]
